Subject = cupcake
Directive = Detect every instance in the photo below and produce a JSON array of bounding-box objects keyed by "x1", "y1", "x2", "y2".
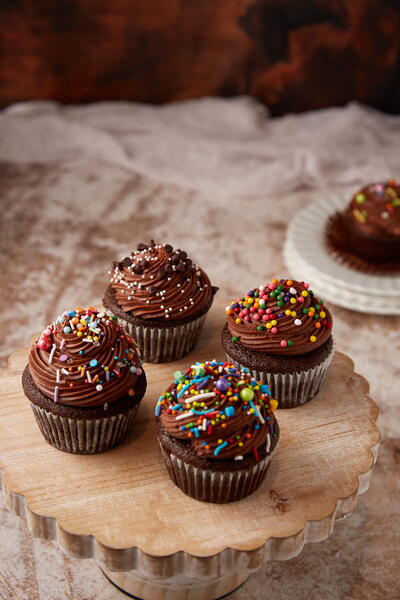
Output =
[
  {"x1": 222, "y1": 279, "x2": 334, "y2": 408},
  {"x1": 326, "y1": 180, "x2": 400, "y2": 271},
  {"x1": 103, "y1": 240, "x2": 218, "y2": 363},
  {"x1": 155, "y1": 360, "x2": 279, "y2": 503},
  {"x1": 22, "y1": 307, "x2": 147, "y2": 454}
]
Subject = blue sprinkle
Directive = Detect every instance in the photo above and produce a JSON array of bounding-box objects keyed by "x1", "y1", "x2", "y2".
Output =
[
  {"x1": 225, "y1": 406, "x2": 235, "y2": 417},
  {"x1": 130, "y1": 366, "x2": 137, "y2": 373},
  {"x1": 260, "y1": 384, "x2": 271, "y2": 395},
  {"x1": 90, "y1": 359, "x2": 98, "y2": 367},
  {"x1": 213, "y1": 441, "x2": 228, "y2": 456},
  {"x1": 193, "y1": 428, "x2": 200, "y2": 438},
  {"x1": 63, "y1": 326, "x2": 71, "y2": 334},
  {"x1": 79, "y1": 350, "x2": 84, "y2": 355},
  {"x1": 68, "y1": 311, "x2": 76, "y2": 317},
  {"x1": 177, "y1": 383, "x2": 191, "y2": 399}
]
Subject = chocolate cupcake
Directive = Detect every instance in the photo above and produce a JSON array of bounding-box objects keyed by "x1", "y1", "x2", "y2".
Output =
[
  {"x1": 326, "y1": 180, "x2": 400, "y2": 271},
  {"x1": 103, "y1": 241, "x2": 218, "y2": 363},
  {"x1": 222, "y1": 279, "x2": 334, "y2": 408},
  {"x1": 156, "y1": 360, "x2": 279, "y2": 503},
  {"x1": 22, "y1": 307, "x2": 147, "y2": 454}
]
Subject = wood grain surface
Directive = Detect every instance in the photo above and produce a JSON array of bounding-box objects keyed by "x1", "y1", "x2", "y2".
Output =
[{"x1": 0, "y1": 161, "x2": 399, "y2": 599}]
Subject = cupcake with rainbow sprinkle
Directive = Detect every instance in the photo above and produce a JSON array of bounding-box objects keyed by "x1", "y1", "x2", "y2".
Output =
[
  {"x1": 222, "y1": 279, "x2": 334, "y2": 408},
  {"x1": 156, "y1": 360, "x2": 279, "y2": 503},
  {"x1": 22, "y1": 307, "x2": 147, "y2": 454}
]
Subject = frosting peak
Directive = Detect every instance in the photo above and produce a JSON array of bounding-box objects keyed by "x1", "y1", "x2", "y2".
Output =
[
  {"x1": 226, "y1": 279, "x2": 332, "y2": 355},
  {"x1": 156, "y1": 360, "x2": 277, "y2": 461},
  {"x1": 28, "y1": 308, "x2": 142, "y2": 407},
  {"x1": 108, "y1": 241, "x2": 215, "y2": 320},
  {"x1": 348, "y1": 180, "x2": 400, "y2": 236}
]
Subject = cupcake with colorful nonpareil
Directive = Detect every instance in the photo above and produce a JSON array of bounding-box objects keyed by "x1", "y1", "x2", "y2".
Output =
[
  {"x1": 156, "y1": 360, "x2": 279, "y2": 503},
  {"x1": 222, "y1": 279, "x2": 334, "y2": 408},
  {"x1": 103, "y1": 240, "x2": 218, "y2": 363},
  {"x1": 325, "y1": 180, "x2": 400, "y2": 272},
  {"x1": 22, "y1": 307, "x2": 147, "y2": 454}
]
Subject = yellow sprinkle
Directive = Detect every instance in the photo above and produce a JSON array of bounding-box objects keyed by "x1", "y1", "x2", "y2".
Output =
[
  {"x1": 291, "y1": 311, "x2": 296, "y2": 317},
  {"x1": 211, "y1": 420, "x2": 216, "y2": 425},
  {"x1": 271, "y1": 319, "x2": 277, "y2": 326},
  {"x1": 301, "y1": 290, "x2": 309, "y2": 297},
  {"x1": 320, "y1": 311, "x2": 326, "y2": 318},
  {"x1": 266, "y1": 322, "x2": 272, "y2": 329},
  {"x1": 290, "y1": 297, "x2": 296, "y2": 304},
  {"x1": 104, "y1": 367, "x2": 109, "y2": 371},
  {"x1": 221, "y1": 414, "x2": 226, "y2": 420},
  {"x1": 310, "y1": 335, "x2": 317, "y2": 342},
  {"x1": 76, "y1": 331, "x2": 83, "y2": 337},
  {"x1": 239, "y1": 442, "x2": 244, "y2": 447},
  {"x1": 269, "y1": 399, "x2": 278, "y2": 411},
  {"x1": 285, "y1": 309, "x2": 291, "y2": 316},
  {"x1": 218, "y1": 439, "x2": 223, "y2": 444},
  {"x1": 235, "y1": 318, "x2": 241, "y2": 324}
]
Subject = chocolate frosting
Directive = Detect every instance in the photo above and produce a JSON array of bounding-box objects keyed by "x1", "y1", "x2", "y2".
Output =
[
  {"x1": 156, "y1": 360, "x2": 278, "y2": 461},
  {"x1": 108, "y1": 241, "x2": 215, "y2": 321},
  {"x1": 347, "y1": 180, "x2": 400, "y2": 236},
  {"x1": 226, "y1": 279, "x2": 332, "y2": 355},
  {"x1": 28, "y1": 308, "x2": 142, "y2": 407}
]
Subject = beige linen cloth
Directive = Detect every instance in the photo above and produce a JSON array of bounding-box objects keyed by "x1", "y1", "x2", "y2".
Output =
[{"x1": 0, "y1": 98, "x2": 399, "y2": 600}]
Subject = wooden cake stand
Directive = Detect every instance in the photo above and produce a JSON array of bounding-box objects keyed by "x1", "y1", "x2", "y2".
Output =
[{"x1": 0, "y1": 303, "x2": 379, "y2": 600}]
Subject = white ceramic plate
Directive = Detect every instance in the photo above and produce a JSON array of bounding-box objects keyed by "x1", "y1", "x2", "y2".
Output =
[{"x1": 283, "y1": 194, "x2": 400, "y2": 315}]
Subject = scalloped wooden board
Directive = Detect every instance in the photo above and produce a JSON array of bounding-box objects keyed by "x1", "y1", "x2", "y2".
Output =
[{"x1": 0, "y1": 301, "x2": 379, "y2": 565}]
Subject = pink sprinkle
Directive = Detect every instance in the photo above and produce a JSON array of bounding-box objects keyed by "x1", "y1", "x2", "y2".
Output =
[
  {"x1": 280, "y1": 340, "x2": 287, "y2": 347},
  {"x1": 250, "y1": 306, "x2": 256, "y2": 312},
  {"x1": 136, "y1": 367, "x2": 142, "y2": 375},
  {"x1": 253, "y1": 313, "x2": 260, "y2": 321},
  {"x1": 298, "y1": 297, "x2": 304, "y2": 303},
  {"x1": 244, "y1": 316, "x2": 250, "y2": 322},
  {"x1": 263, "y1": 295, "x2": 269, "y2": 301},
  {"x1": 243, "y1": 309, "x2": 249, "y2": 315},
  {"x1": 271, "y1": 327, "x2": 278, "y2": 333},
  {"x1": 59, "y1": 354, "x2": 68, "y2": 362},
  {"x1": 268, "y1": 284, "x2": 276, "y2": 290},
  {"x1": 266, "y1": 308, "x2": 272, "y2": 314},
  {"x1": 262, "y1": 315, "x2": 269, "y2": 322},
  {"x1": 304, "y1": 283, "x2": 309, "y2": 289},
  {"x1": 44, "y1": 328, "x2": 51, "y2": 336},
  {"x1": 258, "y1": 309, "x2": 265, "y2": 315},
  {"x1": 239, "y1": 311, "x2": 244, "y2": 318}
]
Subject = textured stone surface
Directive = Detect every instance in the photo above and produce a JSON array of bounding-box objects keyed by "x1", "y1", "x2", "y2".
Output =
[{"x1": 0, "y1": 103, "x2": 399, "y2": 599}]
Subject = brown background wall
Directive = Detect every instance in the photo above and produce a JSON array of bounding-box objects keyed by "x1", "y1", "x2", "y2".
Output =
[{"x1": 1, "y1": 0, "x2": 400, "y2": 115}]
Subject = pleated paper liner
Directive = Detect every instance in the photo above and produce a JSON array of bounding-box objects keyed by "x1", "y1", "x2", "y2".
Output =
[
  {"x1": 116, "y1": 313, "x2": 207, "y2": 363},
  {"x1": 29, "y1": 402, "x2": 139, "y2": 454},
  {"x1": 225, "y1": 345, "x2": 334, "y2": 409}
]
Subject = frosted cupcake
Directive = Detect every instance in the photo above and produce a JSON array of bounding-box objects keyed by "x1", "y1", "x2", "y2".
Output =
[
  {"x1": 222, "y1": 279, "x2": 334, "y2": 408},
  {"x1": 326, "y1": 180, "x2": 400, "y2": 271},
  {"x1": 22, "y1": 307, "x2": 146, "y2": 454},
  {"x1": 103, "y1": 241, "x2": 218, "y2": 362},
  {"x1": 156, "y1": 360, "x2": 279, "y2": 503}
]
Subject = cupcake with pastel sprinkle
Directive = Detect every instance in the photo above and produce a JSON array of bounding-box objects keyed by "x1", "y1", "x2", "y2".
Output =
[
  {"x1": 22, "y1": 307, "x2": 147, "y2": 454},
  {"x1": 156, "y1": 360, "x2": 279, "y2": 503},
  {"x1": 222, "y1": 279, "x2": 334, "y2": 408}
]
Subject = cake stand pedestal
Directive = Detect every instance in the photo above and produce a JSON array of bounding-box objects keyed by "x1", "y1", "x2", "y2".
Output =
[{"x1": 0, "y1": 303, "x2": 379, "y2": 600}]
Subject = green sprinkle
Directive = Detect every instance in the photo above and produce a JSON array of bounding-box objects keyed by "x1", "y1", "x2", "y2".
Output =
[
  {"x1": 315, "y1": 304, "x2": 320, "y2": 310},
  {"x1": 302, "y1": 308, "x2": 308, "y2": 314},
  {"x1": 257, "y1": 325, "x2": 265, "y2": 331},
  {"x1": 232, "y1": 336, "x2": 239, "y2": 342},
  {"x1": 288, "y1": 340, "x2": 295, "y2": 347},
  {"x1": 277, "y1": 300, "x2": 284, "y2": 307}
]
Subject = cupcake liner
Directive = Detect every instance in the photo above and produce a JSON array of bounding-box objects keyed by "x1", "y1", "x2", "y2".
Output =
[
  {"x1": 159, "y1": 443, "x2": 273, "y2": 503},
  {"x1": 29, "y1": 402, "x2": 139, "y2": 454},
  {"x1": 225, "y1": 346, "x2": 334, "y2": 409},
  {"x1": 116, "y1": 313, "x2": 207, "y2": 363}
]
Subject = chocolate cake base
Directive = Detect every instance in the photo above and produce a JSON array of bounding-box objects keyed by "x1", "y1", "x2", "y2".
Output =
[
  {"x1": 325, "y1": 212, "x2": 400, "y2": 273},
  {"x1": 156, "y1": 420, "x2": 279, "y2": 503},
  {"x1": 22, "y1": 366, "x2": 147, "y2": 454},
  {"x1": 103, "y1": 286, "x2": 217, "y2": 363},
  {"x1": 222, "y1": 327, "x2": 334, "y2": 408}
]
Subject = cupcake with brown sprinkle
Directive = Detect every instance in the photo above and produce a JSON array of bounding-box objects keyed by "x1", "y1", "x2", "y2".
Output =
[
  {"x1": 326, "y1": 180, "x2": 400, "y2": 272},
  {"x1": 103, "y1": 241, "x2": 218, "y2": 363},
  {"x1": 22, "y1": 307, "x2": 147, "y2": 454},
  {"x1": 156, "y1": 360, "x2": 279, "y2": 503},
  {"x1": 222, "y1": 279, "x2": 334, "y2": 408}
]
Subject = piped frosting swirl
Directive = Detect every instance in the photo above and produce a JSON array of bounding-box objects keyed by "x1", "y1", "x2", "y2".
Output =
[
  {"x1": 108, "y1": 241, "x2": 215, "y2": 320},
  {"x1": 226, "y1": 279, "x2": 332, "y2": 355},
  {"x1": 28, "y1": 307, "x2": 142, "y2": 407},
  {"x1": 156, "y1": 360, "x2": 278, "y2": 461},
  {"x1": 347, "y1": 180, "x2": 400, "y2": 236}
]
